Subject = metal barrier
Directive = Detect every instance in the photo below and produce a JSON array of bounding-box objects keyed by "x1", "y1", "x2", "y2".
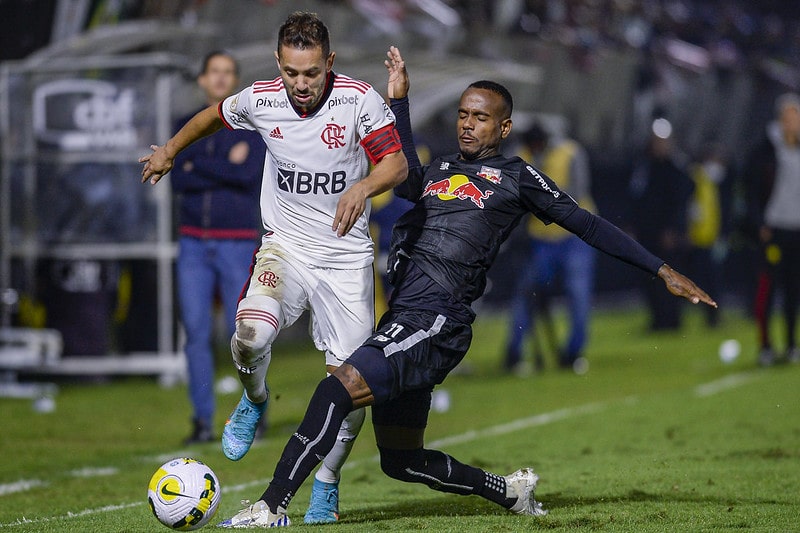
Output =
[{"x1": 0, "y1": 53, "x2": 190, "y2": 380}]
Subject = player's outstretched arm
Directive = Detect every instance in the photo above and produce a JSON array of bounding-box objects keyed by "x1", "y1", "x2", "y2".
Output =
[
  {"x1": 553, "y1": 206, "x2": 718, "y2": 309},
  {"x1": 657, "y1": 264, "x2": 717, "y2": 308},
  {"x1": 139, "y1": 105, "x2": 224, "y2": 185},
  {"x1": 385, "y1": 45, "x2": 409, "y2": 100}
]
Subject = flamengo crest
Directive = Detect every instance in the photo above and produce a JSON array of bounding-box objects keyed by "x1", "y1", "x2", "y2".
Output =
[{"x1": 321, "y1": 123, "x2": 346, "y2": 149}]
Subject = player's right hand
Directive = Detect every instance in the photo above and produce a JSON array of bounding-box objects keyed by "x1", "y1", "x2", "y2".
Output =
[
  {"x1": 385, "y1": 46, "x2": 409, "y2": 100},
  {"x1": 333, "y1": 181, "x2": 368, "y2": 237},
  {"x1": 657, "y1": 264, "x2": 717, "y2": 308},
  {"x1": 139, "y1": 144, "x2": 174, "y2": 185}
]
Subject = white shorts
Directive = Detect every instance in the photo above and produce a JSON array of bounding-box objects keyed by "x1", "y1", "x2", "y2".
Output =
[{"x1": 241, "y1": 237, "x2": 374, "y2": 366}]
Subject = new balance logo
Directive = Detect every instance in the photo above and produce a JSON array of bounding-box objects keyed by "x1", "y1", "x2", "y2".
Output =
[{"x1": 269, "y1": 127, "x2": 284, "y2": 139}]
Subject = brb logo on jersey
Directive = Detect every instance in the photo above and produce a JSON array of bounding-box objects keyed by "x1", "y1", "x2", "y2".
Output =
[
  {"x1": 278, "y1": 168, "x2": 347, "y2": 195},
  {"x1": 321, "y1": 123, "x2": 346, "y2": 149},
  {"x1": 422, "y1": 174, "x2": 493, "y2": 208}
]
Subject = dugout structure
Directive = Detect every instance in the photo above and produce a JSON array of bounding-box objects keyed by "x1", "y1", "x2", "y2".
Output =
[{"x1": 0, "y1": 53, "x2": 189, "y2": 381}]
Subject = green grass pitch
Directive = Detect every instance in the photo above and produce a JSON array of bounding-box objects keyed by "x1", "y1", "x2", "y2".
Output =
[{"x1": 1, "y1": 306, "x2": 798, "y2": 531}]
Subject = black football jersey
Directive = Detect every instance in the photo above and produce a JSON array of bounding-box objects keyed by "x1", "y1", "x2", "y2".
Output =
[{"x1": 391, "y1": 152, "x2": 579, "y2": 306}]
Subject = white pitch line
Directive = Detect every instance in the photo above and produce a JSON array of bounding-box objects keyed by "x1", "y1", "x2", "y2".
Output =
[
  {"x1": 0, "y1": 467, "x2": 118, "y2": 501},
  {"x1": 225, "y1": 400, "x2": 611, "y2": 494},
  {"x1": 0, "y1": 399, "x2": 606, "y2": 527},
  {"x1": 0, "y1": 480, "x2": 47, "y2": 497},
  {"x1": 426, "y1": 401, "x2": 607, "y2": 449},
  {"x1": 0, "y1": 503, "x2": 141, "y2": 529},
  {"x1": 0, "y1": 373, "x2": 738, "y2": 527},
  {"x1": 68, "y1": 467, "x2": 119, "y2": 478},
  {"x1": 694, "y1": 372, "x2": 759, "y2": 398}
]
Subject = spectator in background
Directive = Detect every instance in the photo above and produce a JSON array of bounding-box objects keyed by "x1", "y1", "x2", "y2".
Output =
[
  {"x1": 171, "y1": 51, "x2": 264, "y2": 444},
  {"x1": 745, "y1": 93, "x2": 800, "y2": 366},
  {"x1": 505, "y1": 123, "x2": 596, "y2": 373},
  {"x1": 687, "y1": 143, "x2": 728, "y2": 328},
  {"x1": 627, "y1": 117, "x2": 694, "y2": 330}
]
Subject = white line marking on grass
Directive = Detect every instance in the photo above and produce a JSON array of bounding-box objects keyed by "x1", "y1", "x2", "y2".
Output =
[
  {"x1": 0, "y1": 399, "x2": 611, "y2": 527},
  {"x1": 138, "y1": 451, "x2": 196, "y2": 465},
  {"x1": 68, "y1": 467, "x2": 118, "y2": 478},
  {"x1": 426, "y1": 401, "x2": 608, "y2": 449},
  {"x1": 0, "y1": 502, "x2": 141, "y2": 529},
  {"x1": 225, "y1": 401, "x2": 610, "y2": 494},
  {"x1": 0, "y1": 369, "x2": 739, "y2": 526},
  {"x1": 0, "y1": 479, "x2": 47, "y2": 497},
  {"x1": 0, "y1": 369, "x2": 763, "y2": 528},
  {"x1": 0, "y1": 381, "x2": 726, "y2": 526},
  {"x1": 694, "y1": 372, "x2": 759, "y2": 397}
]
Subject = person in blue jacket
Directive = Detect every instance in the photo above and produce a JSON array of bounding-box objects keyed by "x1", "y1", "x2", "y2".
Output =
[{"x1": 171, "y1": 51, "x2": 265, "y2": 444}]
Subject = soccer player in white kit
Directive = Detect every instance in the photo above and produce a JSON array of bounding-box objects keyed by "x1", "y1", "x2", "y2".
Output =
[{"x1": 140, "y1": 12, "x2": 408, "y2": 524}]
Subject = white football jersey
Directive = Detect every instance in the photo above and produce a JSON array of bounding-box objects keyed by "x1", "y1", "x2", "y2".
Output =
[{"x1": 219, "y1": 73, "x2": 397, "y2": 268}]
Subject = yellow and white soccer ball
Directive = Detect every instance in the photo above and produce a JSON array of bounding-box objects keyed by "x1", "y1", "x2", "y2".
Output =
[{"x1": 147, "y1": 458, "x2": 221, "y2": 530}]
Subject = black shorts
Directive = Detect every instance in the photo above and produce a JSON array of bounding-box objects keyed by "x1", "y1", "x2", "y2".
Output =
[{"x1": 345, "y1": 308, "x2": 472, "y2": 408}]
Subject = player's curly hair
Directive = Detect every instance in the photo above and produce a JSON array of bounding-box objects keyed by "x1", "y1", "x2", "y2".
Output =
[
  {"x1": 277, "y1": 11, "x2": 331, "y2": 58},
  {"x1": 467, "y1": 80, "x2": 513, "y2": 118}
]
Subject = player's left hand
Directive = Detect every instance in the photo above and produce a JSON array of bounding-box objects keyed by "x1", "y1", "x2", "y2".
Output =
[
  {"x1": 658, "y1": 264, "x2": 717, "y2": 308},
  {"x1": 333, "y1": 182, "x2": 367, "y2": 237},
  {"x1": 385, "y1": 46, "x2": 409, "y2": 100},
  {"x1": 139, "y1": 144, "x2": 174, "y2": 185}
]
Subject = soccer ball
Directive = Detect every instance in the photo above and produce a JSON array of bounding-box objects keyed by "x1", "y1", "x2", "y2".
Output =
[{"x1": 147, "y1": 458, "x2": 221, "y2": 530}]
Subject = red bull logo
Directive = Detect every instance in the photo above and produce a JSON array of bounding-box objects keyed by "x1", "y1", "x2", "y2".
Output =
[
  {"x1": 422, "y1": 174, "x2": 494, "y2": 208},
  {"x1": 478, "y1": 165, "x2": 502, "y2": 184}
]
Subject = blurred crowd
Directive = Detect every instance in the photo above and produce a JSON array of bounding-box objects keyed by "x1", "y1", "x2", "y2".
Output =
[
  {"x1": 6, "y1": 1, "x2": 800, "y2": 72},
  {"x1": 2, "y1": 0, "x2": 798, "y2": 371},
  {"x1": 476, "y1": 0, "x2": 800, "y2": 64}
]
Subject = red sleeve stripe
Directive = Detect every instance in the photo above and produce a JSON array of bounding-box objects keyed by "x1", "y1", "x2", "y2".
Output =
[
  {"x1": 333, "y1": 76, "x2": 371, "y2": 94},
  {"x1": 360, "y1": 123, "x2": 401, "y2": 165},
  {"x1": 218, "y1": 100, "x2": 234, "y2": 130},
  {"x1": 253, "y1": 77, "x2": 283, "y2": 93},
  {"x1": 253, "y1": 80, "x2": 283, "y2": 94},
  {"x1": 334, "y1": 83, "x2": 369, "y2": 95},
  {"x1": 334, "y1": 74, "x2": 370, "y2": 89},
  {"x1": 253, "y1": 77, "x2": 281, "y2": 87}
]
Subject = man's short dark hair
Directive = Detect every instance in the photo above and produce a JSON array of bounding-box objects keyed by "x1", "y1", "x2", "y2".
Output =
[
  {"x1": 277, "y1": 11, "x2": 331, "y2": 58},
  {"x1": 200, "y1": 50, "x2": 239, "y2": 77},
  {"x1": 467, "y1": 80, "x2": 513, "y2": 118}
]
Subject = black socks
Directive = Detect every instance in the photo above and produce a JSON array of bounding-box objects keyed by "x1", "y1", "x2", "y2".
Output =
[{"x1": 261, "y1": 375, "x2": 353, "y2": 511}]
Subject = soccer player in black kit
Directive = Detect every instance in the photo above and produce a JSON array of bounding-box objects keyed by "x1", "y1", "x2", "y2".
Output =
[{"x1": 219, "y1": 47, "x2": 717, "y2": 528}]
